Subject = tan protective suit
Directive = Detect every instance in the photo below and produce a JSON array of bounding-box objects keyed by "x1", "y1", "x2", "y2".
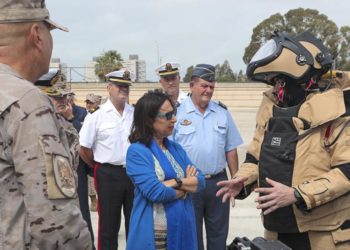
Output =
[
  {"x1": 0, "y1": 64, "x2": 92, "y2": 249},
  {"x1": 236, "y1": 72, "x2": 350, "y2": 249}
]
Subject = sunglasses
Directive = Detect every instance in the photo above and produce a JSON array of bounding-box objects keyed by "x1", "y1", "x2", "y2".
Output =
[{"x1": 157, "y1": 110, "x2": 176, "y2": 120}]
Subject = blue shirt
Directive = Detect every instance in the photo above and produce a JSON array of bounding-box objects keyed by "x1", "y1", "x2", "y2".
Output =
[
  {"x1": 72, "y1": 104, "x2": 87, "y2": 132},
  {"x1": 173, "y1": 97, "x2": 243, "y2": 175}
]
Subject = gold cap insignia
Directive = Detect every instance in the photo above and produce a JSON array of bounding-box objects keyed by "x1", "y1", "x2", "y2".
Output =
[
  {"x1": 165, "y1": 63, "x2": 173, "y2": 72},
  {"x1": 123, "y1": 70, "x2": 130, "y2": 80}
]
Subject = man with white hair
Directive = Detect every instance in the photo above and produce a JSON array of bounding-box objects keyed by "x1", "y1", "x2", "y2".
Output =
[{"x1": 80, "y1": 70, "x2": 134, "y2": 249}]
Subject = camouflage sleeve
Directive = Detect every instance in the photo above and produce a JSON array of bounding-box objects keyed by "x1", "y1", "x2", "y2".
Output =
[
  {"x1": 295, "y1": 117, "x2": 350, "y2": 210},
  {"x1": 5, "y1": 90, "x2": 92, "y2": 249}
]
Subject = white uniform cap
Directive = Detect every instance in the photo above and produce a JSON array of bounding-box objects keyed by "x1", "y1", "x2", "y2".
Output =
[
  {"x1": 37, "y1": 68, "x2": 60, "y2": 81},
  {"x1": 155, "y1": 62, "x2": 181, "y2": 77},
  {"x1": 106, "y1": 69, "x2": 132, "y2": 86}
]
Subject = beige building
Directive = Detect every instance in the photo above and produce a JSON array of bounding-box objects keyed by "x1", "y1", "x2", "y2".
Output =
[
  {"x1": 49, "y1": 58, "x2": 67, "y2": 78},
  {"x1": 85, "y1": 57, "x2": 100, "y2": 82},
  {"x1": 122, "y1": 55, "x2": 147, "y2": 82},
  {"x1": 84, "y1": 55, "x2": 147, "y2": 83}
]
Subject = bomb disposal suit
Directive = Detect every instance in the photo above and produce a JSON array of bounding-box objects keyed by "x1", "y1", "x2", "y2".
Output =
[{"x1": 235, "y1": 31, "x2": 350, "y2": 249}]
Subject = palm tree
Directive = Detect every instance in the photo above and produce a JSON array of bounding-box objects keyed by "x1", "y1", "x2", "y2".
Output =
[{"x1": 95, "y1": 50, "x2": 123, "y2": 82}]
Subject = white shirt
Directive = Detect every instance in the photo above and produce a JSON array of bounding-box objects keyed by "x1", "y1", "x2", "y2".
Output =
[
  {"x1": 79, "y1": 99, "x2": 134, "y2": 165},
  {"x1": 177, "y1": 89, "x2": 188, "y2": 104}
]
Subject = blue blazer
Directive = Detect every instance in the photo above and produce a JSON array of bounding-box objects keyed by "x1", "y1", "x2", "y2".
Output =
[{"x1": 126, "y1": 140, "x2": 205, "y2": 250}]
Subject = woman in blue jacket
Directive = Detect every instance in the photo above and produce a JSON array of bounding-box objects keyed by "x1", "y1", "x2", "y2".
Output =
[{"x1": 126, "y1": 89, "x2": 205, "y2": 250}]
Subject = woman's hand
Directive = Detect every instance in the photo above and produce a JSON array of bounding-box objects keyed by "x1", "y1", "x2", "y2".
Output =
[
  {"x1": 162, "y1": 180, "x2": 187, "y2": 200},
  {"x1": 162, "y1": 165, "x2": 200, "y2": 193},
  {"x1": 175, "y1": 189, "x2": 186, "y2": 199},
  {"x1": 186, "y1": 165, "x2": 198, "y2": 177}
]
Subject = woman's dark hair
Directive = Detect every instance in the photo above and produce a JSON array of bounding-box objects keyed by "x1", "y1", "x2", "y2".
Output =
[{"x1": 129, "y1": 89, "x2": 175, "y2": 146}]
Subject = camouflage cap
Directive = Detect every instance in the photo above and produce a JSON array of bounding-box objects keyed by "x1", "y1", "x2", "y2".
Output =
[
  {"x1": 0, "y1": 0, "x2": 68, "y2": 32},
  {"x1": 85, "y1": 93, "x2": 101, "y2": 103}
]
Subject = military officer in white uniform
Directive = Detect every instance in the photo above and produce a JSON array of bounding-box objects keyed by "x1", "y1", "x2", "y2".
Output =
[
  {"x1": 156, "y1": 62, "x2": 188, "y2": 106},
  {"x1": 79, "y1": 69, "x2": 134, "y2": 250}
]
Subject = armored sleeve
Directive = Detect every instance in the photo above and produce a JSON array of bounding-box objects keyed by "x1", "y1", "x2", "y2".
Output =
[
  {"x1": 295, "y1": 117, "x2": 350, "y2": 210},
  {"x1": 3, "y1": 89, "x2": 92, "y2": 249},
  {"x1": 234, "y1": 94, "x2": 273, "y2": 198}
]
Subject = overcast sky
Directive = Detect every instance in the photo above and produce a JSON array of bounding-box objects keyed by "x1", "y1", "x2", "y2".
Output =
[{"x1": 47, "y1": 0, "x2": 350, "y2": 81}]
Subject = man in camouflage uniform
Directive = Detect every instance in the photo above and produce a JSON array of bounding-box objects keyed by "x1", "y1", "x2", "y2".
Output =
[
  {"x1": 36, "y1": 69, "x2": 96, "y2": 248},
  {"x1": 85, "y1": 93, "x2": 102, "y2": 114},
  {"x1": 0, "y1": 1, "x2": 92, "y2": 249}
]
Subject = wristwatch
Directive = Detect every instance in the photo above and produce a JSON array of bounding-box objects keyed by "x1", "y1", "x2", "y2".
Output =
[
  {"x1": 175, "y1": 177, "x2": 183, "y2": 188},
  {"x1": 294, "y1": 188, "x2": 304, "y2": 205}
]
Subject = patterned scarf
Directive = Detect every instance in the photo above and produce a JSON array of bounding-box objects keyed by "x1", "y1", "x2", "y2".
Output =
[{"x1": 150, "y1": 138, "x2": 197, "y2": 250}]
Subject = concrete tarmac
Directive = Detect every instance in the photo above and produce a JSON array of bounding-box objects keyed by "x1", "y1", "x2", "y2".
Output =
[{"x1": 90, "y1": 108, "x2": 265, "y2": 249}]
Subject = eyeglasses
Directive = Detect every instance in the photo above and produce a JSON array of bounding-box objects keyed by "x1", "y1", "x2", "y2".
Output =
[{"x1": 157, "y1": 110, "x2": 176, "y2": 120}]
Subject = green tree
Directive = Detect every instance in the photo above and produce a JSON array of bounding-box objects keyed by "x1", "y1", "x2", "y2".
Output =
[
  {"x1": 215, "y1": 64, "x2": 221, "y2": 78},
  {"x1": 95, "y1": 50, "x2": 123, "y2": 81},
  {"x1": 183, "y1": 65, "x2": 194, "y2": 82},
  {"x1": 243, "y1": 8, "x2": 350, "y2": 69},
  {"x1": 237, "y1": 70, "x2": 247, "y2": 82},
  {"x1": 216, "y1": 60, "x2": 236, "y2": 82},
  {"x1": 337, "y1": 26, "x2": 350, "y2": 69}
]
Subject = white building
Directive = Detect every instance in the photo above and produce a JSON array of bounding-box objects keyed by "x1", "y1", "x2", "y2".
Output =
[
  {"x1": 84, "y1": 54, "x2": 147, "y2": 83},
  {"x1": 122, "y1": 55, "x2": 147, "y2": 82},
  {"x1": 85, "y1": 57, "x2": 100, "y2": 82},
  {"x1": 49, "y1": 58, "x2": 67, "y2": 77}
]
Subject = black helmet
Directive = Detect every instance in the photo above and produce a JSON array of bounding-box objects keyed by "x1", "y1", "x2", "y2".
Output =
[{"x1": 246, "y1": 31, "x2": 333, "y2": 86}]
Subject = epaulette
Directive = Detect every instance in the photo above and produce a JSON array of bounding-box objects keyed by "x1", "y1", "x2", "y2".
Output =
[
  {"x1": 88, "y1": 106, "x2": 100, "y2": 114},
  {"x1": 214, "y1": 100, "x2": 227, "y2": 110}
]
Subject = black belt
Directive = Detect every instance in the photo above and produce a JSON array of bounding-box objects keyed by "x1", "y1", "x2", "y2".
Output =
[
  {"x1": 204, "y1": 169, "x2": 226, "y2": 179},
  {"x1": 98, "y1": 162, "x2": 125, "y2": 168}
]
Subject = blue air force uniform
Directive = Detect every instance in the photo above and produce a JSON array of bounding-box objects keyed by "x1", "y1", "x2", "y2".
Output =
[
  {"x1": 173, "y1": 97, "x2": 242, "y2": 175},
  {"x1": 172, "y1": 64, "x2": 243, "y2": 250}
]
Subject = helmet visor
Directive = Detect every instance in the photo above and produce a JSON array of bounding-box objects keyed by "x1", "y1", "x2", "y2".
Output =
[{"x1": 250, "y1": 39, "x2": 277, "y2": 63}]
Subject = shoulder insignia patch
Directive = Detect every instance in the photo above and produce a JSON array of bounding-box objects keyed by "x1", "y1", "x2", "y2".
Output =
[
  {"x1": 53, "y1": 155, "x2": 76, "y2": 198},
  {"x1": 88, "y1": 106, "x2": 100, "y2": 114},
  {"x1": 218, "y1": 101, "x2": 227, "y2": 110},
  {"x1": 180, "y1": 119, "x2": 192, "y2": 126}
]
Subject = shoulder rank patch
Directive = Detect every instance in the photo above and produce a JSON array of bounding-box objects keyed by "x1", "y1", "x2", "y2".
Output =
[
  {"x1": 180, "y1": 119, "x2": 192, "y2": 126},
  {"x1": 218, "y1": 101, "x2": 227, "y2": 110},
  {"x1": 88, "y1": 106, "x2": 100, "y2": 114}
]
